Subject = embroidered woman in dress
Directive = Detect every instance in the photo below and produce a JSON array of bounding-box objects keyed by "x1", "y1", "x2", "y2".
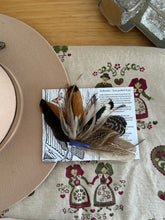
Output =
[
  {"x1": 129, "y1": 78, "x2": 153, "y2": 120},
  {"x1": 91, "y1": 162, "x2": 115, "y2": 211},
  {"x1": 66, "y1": 164, "x2": 91, "y2": 211}
]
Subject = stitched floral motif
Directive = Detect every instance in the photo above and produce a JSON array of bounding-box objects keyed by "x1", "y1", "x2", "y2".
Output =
[
  {"x1": 53, "y1": 45, "x2": 71, "y2": 62},
  {"x1": 120, "y1": 63, "x2": 144, "y2": 75},
  {"x1": 92, "y1": 62, "x2": 158, "y2": 130},
  {"x1": 137, "y1": 120, "x2": 158, "y2": 130},
  {"x1": 56, "y1": 163, "x2": 125, "y2": 219},
  {"x1": 0, "y1": 209, "x2": 9, "y2": 218},
  {"x1": 151, "y1": 146, "x2": 165, "y2": 202},
  {"x1": 151, "y1": 145, "x2": 165, "y2": 176}
]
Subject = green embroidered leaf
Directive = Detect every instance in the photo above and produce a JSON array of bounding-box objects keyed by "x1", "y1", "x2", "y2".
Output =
[
  {"x1": 62, "y1": 46, "x2": 68, "y2": 53},
  {"x1": 131, "y1": 64, "x2": 140, "y2": 70},
  {"x1": 120, "y1": 67, "x2": 127, "y2": 76},
  {"x1": 107, "y1": 62, "x2": 117, "y2": 76},
  {"x1": 98, "y1": 66, "x2": 106, "y2": 74},
  {"x1": 157, "y1": 190, "x2": 165, "y2": 200},
  {"x1": 120, "y1": 63, "x2": 140, "y2": 75}
]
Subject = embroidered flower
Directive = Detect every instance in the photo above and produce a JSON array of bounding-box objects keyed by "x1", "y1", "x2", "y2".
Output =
[
  {"x1": 120, "y1": 180, "x2": 126, "y2": 184},
  {"x1": 91, "y1": 218, "x2": 96, "y2": 220},
  {"x1": 102, "y1": 185, "x2": 106, "y2": 190},
  {"x1": 98, "y1": 191, "x2": 101, "y2": 195},
  {"x1": 92, "y1": 71, "x2": 98, "y2": 76},
  {"x1": 107, "y1": 195, "x2": 111, "y2": 199},
  {"x1": 147, "y1": 124, "x2": 152, "y2": 129},
  {"x1": 103, "y1": 216, "x2": 107, "y2": 220},
  {"x1": 65, "y1": 189, "x2": 69, "y2": 193},
  {"x1": 120, "y1": 205, "x2": 124, "y2": 210},
  {"x1": 56, "y1": 183, "x2": 61, "y2": 187},
  {"x1": 75, "y1": 179, "x2": 80, "y2": 185},
  {"x1": 61, "y1": 58, "x2": 65, "y2": 62},
  {"x1": 140, "y1": 67, "x2": 145, "y2": 72},
  {"x1": 62, "y1": 208, "x2": 66, "y2": 213},
  {"x1": 114, "y1": 64, "x2": 120, "y2": 70},
  {"x1": 77, "y1": 193, "x2": 82, "y2": 198},
  {"x1": 81, "y1": 216, "x2": 85, "y2": 220},
  {"x1": 114, "y1": 186, "x2": 119, "y2": 191}
]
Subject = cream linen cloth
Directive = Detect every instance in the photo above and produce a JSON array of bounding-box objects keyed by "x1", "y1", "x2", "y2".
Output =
[{"x1": 2, "y1": 46, "x2": 165, "y2": 220}]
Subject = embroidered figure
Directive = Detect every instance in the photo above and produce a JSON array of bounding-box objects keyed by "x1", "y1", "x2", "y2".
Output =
[
  {"x1": 66, "y1": 164, "x2": 91, "y2": 211},
  {"x1": 129, "y1": 78, "x2": 153, "y2": 120},
  {"x1": 91, "y1": 162, "x2": 115, "y2": 211},
  {"x1": 95, "y1": 73, "x2": 112, "y2": 88}
]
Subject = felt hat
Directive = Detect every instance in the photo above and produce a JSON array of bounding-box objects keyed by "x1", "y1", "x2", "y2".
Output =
[
  {"x1": 100, "y1": 73, "x2": 110, "y2": 79},
  {"x1": 0, "y1": 14, "x2": 69, "y2": 210}
]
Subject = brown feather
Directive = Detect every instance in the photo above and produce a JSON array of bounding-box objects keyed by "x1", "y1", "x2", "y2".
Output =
[
  {"x1": 66, "y1": 85, "x2": 84, "y2": 120},
  {"x1": 46, "y1": 101, "x2": 66, "y2": 119},
  {"x1": 79, "y1": 127, "x2": 118, "y2": 147}
]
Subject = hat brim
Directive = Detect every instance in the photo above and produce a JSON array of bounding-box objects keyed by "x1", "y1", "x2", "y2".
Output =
[
  {"x1": 0, "y1": 14, "x2": 69, "y2": 210},
  {"x1": 101, "y1": 75, "x2": 110, "y2": 79}
]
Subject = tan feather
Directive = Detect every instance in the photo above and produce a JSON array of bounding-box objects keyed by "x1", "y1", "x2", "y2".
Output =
[{"x1": 72, "y1": 87, "x2": 84, "y2": 120}]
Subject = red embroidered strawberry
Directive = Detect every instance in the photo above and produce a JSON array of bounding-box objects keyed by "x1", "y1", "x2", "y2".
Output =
[
  {"x1": 118, "y1": 191, "x2": 124, "y2": 195},
  {"x1": 158, "y1": 191, "x2": 165, "y2": 200},
  {"x1": 67, "y1": 53, "x2": 71, "y2": 56},
  {"x1": 153, "y1": 121, "x2": 158, "y2": 125},
  {"x1": 114, "y1": 78, "x2": 123, "y2": 85},
  {"x1": 90, "y1": 209, "x2": 95, "y2": 213},
  {"x1": 109, "y1": 213, "x2": 114, "y2": 217}
]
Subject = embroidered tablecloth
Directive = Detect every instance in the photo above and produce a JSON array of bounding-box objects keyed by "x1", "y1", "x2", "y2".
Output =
[{"x1": 1, "y1": 46, "x2": 165, "y2": 220}]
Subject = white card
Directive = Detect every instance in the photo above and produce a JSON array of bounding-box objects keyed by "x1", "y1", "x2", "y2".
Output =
[{"x1": 42, "y1": 87, "x2": 139, "y2": 162}]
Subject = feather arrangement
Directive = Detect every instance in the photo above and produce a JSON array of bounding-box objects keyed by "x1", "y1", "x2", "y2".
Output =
[{"x1": 40, "y1": 85, "x2": 136, "y2": 155}]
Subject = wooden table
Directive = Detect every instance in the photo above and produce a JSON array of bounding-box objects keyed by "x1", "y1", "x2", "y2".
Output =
[{"x1": 1, "y1": 0, "x2": 154, "y2": 46}]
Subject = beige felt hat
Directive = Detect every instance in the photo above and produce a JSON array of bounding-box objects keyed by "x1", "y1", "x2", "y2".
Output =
[{"x1": 0, "y1": 14, "x2": 69, "y2": 211}]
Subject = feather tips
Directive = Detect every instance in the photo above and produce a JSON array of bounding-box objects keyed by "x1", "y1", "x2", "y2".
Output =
[{"x1": 40, "y1": 85, "x2": 136, "y2": 154}]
